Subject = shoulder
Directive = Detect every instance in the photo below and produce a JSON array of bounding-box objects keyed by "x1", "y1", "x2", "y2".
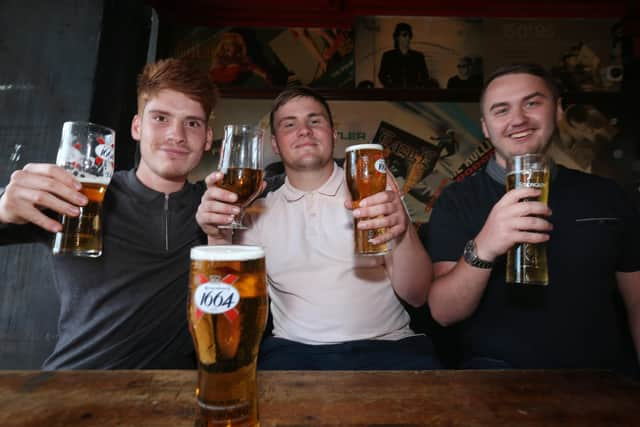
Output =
[
  {"x1": 555, "y1": 165, "x2": 634, "y2": 209},
  {"x1": 557, "y1": 165, "x2": 622, "y2": 192},
  {"x1": 441, "y1": 170, "x2": 489, "y2": 197},
  {"x1": 106, "y1": 169, "x2": 132, "y2": 193},
  {"x1": 381, "y1": 49, "x2": 399, "y2": 59}
]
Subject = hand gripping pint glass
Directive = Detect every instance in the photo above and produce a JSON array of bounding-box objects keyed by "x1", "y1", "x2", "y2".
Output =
[
  {"x1": 506, "y1": 153, "x2": 550, "y2": 286},
  {"x1": 188, "y1": 245, "x2": 268, "y2": 426},
  {"x1": 345, "y1": 143, "x2": 390, "y2": 256},
  {"x1": 52, "y1": 121, "x2": 115, "y2": 258}
]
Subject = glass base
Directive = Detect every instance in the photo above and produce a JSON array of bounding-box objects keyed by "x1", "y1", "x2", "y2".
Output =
[
  {"x1": 52, "y1": 248, "x2": 102, "y2": 258},
  {"x1": 355, "y1": 248, "x2": 391, "y2": 257},
  {"x1": 219, "y1": 223, "x2": 248, "y2": 230}
]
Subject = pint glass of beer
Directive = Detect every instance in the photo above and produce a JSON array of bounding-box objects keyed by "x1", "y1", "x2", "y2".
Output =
[
  {"x1": 506, "y1": 153, "x2": 550, "y2": 285},
  {"x1": 188, "y1": 245, "x2": 268, "y2": 427},
  {"x1": 345, "y1": 143, "x2": 390, "y2": 256},
  {"x1": 52, "y1": 121, "x2": 115, "y2": 257},
  {"x1": 218, "y1": 124, "x2": 264, "y2": 230}
]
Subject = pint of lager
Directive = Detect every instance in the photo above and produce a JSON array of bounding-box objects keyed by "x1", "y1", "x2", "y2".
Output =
[
  {"x1": 506, "y1": 153, "x2": 550, "y2": 286},
  {"x1": 218, "y1": 124, "x2": 264, "y2": 230},
  {"x1": 345, "y1": 143, "x2": 390, "y2": 256},
  {"x1": 188, "y1": 245, "x2": 268, "y2": 427},
  {"x1": 52, "y1": 121, "x2": 115, "y2": 258}
]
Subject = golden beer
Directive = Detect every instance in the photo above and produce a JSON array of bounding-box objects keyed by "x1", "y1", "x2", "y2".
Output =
[
  {"x1": 52, "y1": 180, "x2": 108, "y2": 258},
  {"x1": 506, "y1": 157, "x2": 550, "y2": 286},
  {"x1": 188, "y1": 245, "x2": 268, "y2": 427},
  {"x1": 345, "y1": 144, "x2": 390, "y2": 256},
  {"x1": 218, "y1": 167, "x2": 264, "y2": 206}
]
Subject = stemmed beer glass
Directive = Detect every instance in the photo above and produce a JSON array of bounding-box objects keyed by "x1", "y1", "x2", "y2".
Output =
[{"x1": 217, "y1": 124, "x2": 264, "y2": 229}]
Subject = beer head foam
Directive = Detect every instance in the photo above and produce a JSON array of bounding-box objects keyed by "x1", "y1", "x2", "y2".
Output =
[
  {"x1": 345, "y1": 143, "x2": 383, "y2": 153},
  {"x1": 77, "y1": 176, "x2": 112, "y2": 185},
  {"x1": 191, "y1": 245, "x2": 265, "y2": 261}
]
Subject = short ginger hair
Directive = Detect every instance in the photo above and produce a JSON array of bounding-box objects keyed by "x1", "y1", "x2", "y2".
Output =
[{"x1": 136, "y1": 58, "x2": 218, "y2": 120}]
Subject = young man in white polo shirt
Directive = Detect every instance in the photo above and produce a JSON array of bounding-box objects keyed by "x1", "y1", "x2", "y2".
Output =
[{"x1": 197, "y1": 86, "x2": 440, "y2": 369}]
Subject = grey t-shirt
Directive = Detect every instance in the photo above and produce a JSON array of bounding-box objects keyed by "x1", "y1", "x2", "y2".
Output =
[{"x1": 1, "y1": 169, "x2": 206, "y2": 369}]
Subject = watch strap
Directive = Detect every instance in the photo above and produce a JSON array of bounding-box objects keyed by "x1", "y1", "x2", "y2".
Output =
[{"x1": 463, "y1": 240, "x2": 494, "y2": 269}]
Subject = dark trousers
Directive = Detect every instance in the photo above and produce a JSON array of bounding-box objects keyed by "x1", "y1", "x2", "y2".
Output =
[{"x1": 258, "y1": 335, "x2": 443, "y2": 370}]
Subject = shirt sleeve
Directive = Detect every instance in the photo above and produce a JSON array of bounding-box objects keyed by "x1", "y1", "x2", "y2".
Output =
[
  {"x1": 424, "y1": 186, "x2": 470, "y2": 263},
  {"x1": 614, "y1": 185, "x2": 640, "y2": 272}
]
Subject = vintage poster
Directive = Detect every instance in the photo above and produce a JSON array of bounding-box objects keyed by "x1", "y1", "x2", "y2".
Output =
[
  {"x1": 484, "y1": 18, "x2": 623, "y2": 92},
  {"x1": 168, "y1": 26, "x2": 354, "y2": 88},
  {"x1": 329, "y1": 100, "x2": 488, "y2": 224},
  {"x1": 354, "y1": 17, "x2": 485, "y2": 89}
]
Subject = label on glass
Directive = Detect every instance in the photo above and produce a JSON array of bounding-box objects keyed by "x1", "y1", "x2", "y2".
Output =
[
  {"x1": 194, "y1": 277, "x2": 240, "y2": 314},
  {"x1": 374, "y1": 158, "x2": 386, "y2": 174}
]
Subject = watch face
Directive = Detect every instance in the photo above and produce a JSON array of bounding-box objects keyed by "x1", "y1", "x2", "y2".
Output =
[{"x1": 464, "y1": 240, "x2": 475, "y2": 258}]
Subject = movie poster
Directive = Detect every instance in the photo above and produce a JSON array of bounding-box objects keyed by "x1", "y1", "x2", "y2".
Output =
[
  {"x1": 354, "y1": 17, "x2": 485, "y2": 89},
  {"x1": 169, "y1": 26, "x2": 354, "y2": 88}
]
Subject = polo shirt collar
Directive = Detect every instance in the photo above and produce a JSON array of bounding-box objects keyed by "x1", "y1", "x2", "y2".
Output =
[{"x1": 282, "y1": 162, "x2": 343, "y2": 202}]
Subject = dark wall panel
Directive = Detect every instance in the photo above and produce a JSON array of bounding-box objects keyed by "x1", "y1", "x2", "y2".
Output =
[{"x1": 0, "y1": 0, "x2": 150, "y2": 369}]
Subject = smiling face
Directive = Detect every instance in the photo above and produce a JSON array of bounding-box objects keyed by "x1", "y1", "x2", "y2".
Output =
[
  {"x1": 481, "y1": 73, "x2": 562, "y2": 168},
  {"x1": 271, "y1": 95, "x2": 335, "y2": 173},
  {"x1": 131, "y1": 88, "x2": 213, "y2": 193}
]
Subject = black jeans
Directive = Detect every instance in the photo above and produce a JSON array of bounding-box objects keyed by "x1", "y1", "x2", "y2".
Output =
[{"x1": 258, "y1": 335, "x2": 443, "y2": 370}]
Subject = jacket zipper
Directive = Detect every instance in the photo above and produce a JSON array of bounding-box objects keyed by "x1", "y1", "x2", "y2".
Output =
[{"x1": 164, "y1": 194, "x2": 169, "y2": 251}]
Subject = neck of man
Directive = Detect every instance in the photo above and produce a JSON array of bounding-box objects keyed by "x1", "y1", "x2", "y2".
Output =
[
  {"x1": 285, "y1": 161, "x2": 334, "y2": 192},
  {"x1": 136, "y1": 164, "x2": 186, "y2": 195}
]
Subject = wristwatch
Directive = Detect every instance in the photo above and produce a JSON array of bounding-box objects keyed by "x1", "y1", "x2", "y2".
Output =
[{"x1": 463, "y1": 240, "x2": 494, "y2": 269}]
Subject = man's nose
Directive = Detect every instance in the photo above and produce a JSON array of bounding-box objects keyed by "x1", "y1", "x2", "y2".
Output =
[
  {"x1": 168, "y1": 120, "x2": 186, "y2": 143},
  {"x1": 297, "y1": 123, "x2": 312, "y2": 136},
  {"x1": 509, "y1": 107, "x2": 528, "y2": 128}
]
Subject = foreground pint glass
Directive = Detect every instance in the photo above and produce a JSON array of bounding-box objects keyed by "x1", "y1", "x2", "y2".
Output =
[
  {"x1": 345, "y1": 143, "x2": 390, "y2": 256},
  {"x1": 189, "y1": 245, "x2": 268, "y2": 427},
  {"x1": 506, "y1": 153, "x2": 550, "y2": 285},
  {"x1": 52, "y1": 121, "x2": 115, "y2": 257}
]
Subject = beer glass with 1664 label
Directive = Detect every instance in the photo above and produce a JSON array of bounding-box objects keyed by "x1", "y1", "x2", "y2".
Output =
[
  {"x1": 189, "y1": 245, "x2": 268, "y2": 427},
  {"x1": 52, "y1": 121, "x2": 115, "y2": 258},
  {"x1": 345, "y1": 143, "x2": 390, "y2": 256}
]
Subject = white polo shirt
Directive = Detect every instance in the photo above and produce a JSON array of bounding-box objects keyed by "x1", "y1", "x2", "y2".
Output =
[{"x1": 238, "y1": 164, "x2": 414, "y2": 345}]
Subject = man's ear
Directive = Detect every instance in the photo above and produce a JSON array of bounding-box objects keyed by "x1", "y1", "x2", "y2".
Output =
[
  {"x1": 271, "y1": 134, "x2": 280, "y2": 156},
  {"x1": 204, "y1": 127, "x2": 213, "y2": 152},
  {"x1": 556, "y1": 97, "x2": 564, "y2": 124},
  {"x1": 480, "y1": 117, "x2": 489, "y2": 140},
  {"x1": 131, "y1": 115, "x2": 141, "y2": 142}
]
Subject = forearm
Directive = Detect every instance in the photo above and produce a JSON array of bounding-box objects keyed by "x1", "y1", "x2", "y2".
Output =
[
  {"x1": 630, "y1": 315, "x2": 640, "y2": 364},
  {"x1": 428, "y1": 260, "x2": 491, "y2": 326},
  {"x1": 617, "y1": 271, "x2": 640, "y2": 363},
  {"x1": 385, "y1": 225, "x2": 432, "y2": 307}
]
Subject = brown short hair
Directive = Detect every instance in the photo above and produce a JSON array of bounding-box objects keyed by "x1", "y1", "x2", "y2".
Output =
[
  {"x1": 480, "y1": 63, "x2": 560, "y2": 114},
  {"x1": 136, "y1": 58, "x2": 218, "y2": 120},
  {"x1": 270, "y1": 86, "x2": 334, "y2": 133}
]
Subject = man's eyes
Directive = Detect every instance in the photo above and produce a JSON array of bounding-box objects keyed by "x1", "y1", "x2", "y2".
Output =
[{"x1": 279, "y1": 121, "x2": 295, "y2": 130}]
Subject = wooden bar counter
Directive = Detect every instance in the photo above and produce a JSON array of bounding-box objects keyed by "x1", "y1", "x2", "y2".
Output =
[{"x1": 0, "y1": 370, "x2": 638, "y2": 426}]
